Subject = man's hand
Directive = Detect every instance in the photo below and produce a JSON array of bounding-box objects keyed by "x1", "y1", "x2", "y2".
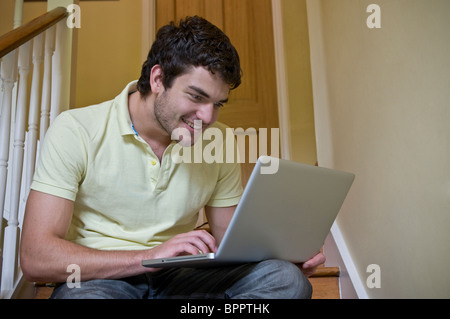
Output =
[
  {"x1": 148, "y1": 230, "x2": 217, "y2": 261},
  {"x1": 298, "y1": 252, "x2": 326, "y2": 277}
]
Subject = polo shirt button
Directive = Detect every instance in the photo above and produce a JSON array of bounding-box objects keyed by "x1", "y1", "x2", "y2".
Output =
[{"x1": 151, "y1": 160, "x2": 157, "y2": 166}]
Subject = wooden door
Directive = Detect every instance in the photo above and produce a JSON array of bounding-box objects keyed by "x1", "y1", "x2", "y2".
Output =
[{"x1": 156, "y1": 0, "x2": 279, "y2": 186}]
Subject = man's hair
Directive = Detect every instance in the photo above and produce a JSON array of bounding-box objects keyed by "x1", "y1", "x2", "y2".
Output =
[{"x1": 137, "y1": 16, "x2": 242, "y2": 97}]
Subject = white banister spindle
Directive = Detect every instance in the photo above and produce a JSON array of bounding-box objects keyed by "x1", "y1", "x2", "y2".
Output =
[
  {"x1": 39, "y1": 26, "x2": 55, "y2": 143},
  {"x1": 24, "y1": 34, "x2": 44, "y2": 193},
  {"x1": 0, "y1": 51, "x2": 18, "y2": 229},
  {"x1": 0, "y1": 50, "x2": 18, "y2": 291},
  {"x1": 50, "y1": 19, "x2": 67, "y2": 122},
  {"x1": 1, "y1": 41, "x2": 31, "y2": 291}
]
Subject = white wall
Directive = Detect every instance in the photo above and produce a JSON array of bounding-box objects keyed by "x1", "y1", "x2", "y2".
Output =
[{"x1": 307, "y1": 0, "x2": 450, "y2": 298}]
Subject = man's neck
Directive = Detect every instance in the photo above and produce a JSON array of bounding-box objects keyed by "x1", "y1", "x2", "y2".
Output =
[{"x1": 128, "y1": 91, "x2": 171, "y2": 161}]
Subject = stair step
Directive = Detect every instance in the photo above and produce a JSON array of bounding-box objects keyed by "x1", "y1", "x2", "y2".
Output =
[{"x1": 310, "y1": 266, "x2": 340, "y2": 277}]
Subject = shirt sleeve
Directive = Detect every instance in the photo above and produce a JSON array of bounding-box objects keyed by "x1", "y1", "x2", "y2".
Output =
[{"x1": 31, "y1": 112, "x2": 87, "y2": 201}]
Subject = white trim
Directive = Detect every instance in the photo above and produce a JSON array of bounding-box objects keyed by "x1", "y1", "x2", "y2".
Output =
[
  {"x1": 14, "y1": 0, "x2": 24, "y2": 28},
  {"x1": 330, "y1": 223, "x2": 368, "y2": 299},
  {"x1": 141, "y1": 0, "x2": 156, "y2": 63},
  {"x1": 271, "y1": 0, "x2": 291, "y2": 160},
  {"x1": 305, "y1": 0, "x2": 334, "y2": 168}
]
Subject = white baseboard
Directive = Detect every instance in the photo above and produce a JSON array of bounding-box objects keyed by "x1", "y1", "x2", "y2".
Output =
[
  {"x1": 1, "y1": 272, "x2": 35, "y2": 299},
  {"x1": 324, "y1": 222, "x2": 369, "y2": 299}
]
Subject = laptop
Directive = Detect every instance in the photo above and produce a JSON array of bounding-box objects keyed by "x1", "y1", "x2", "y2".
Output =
[{"x1": 142, "y1": 156, "x2": 355, "y2": 268}]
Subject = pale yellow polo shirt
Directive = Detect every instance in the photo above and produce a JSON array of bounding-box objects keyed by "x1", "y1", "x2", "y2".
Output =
[{"x1": 31, "y1": 81, "x2": 243, "y2": 250}]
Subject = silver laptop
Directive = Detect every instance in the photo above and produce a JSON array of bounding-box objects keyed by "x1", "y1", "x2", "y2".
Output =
[{"x1": 142, "y1": 156, "x2": 355, "y2": 268}]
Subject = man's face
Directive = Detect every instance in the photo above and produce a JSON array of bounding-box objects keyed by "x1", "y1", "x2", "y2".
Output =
[{"x1": 153, "y1": 66, "x2": 230, "y2": 146}]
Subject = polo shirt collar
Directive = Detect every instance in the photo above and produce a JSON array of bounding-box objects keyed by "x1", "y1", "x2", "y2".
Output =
[{"x1": 116, "y1": 80, "x2": 139, "y2": 136}]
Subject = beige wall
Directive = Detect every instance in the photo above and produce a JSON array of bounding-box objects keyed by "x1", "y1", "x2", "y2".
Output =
[
  {"x1": 308, "y1": 0, "x2": 450, "y2": 298},
  {"x1": 281, "y1": 0, "x2": 317, "y2": 165},
  {"x1": 0, "y1": 0, "x2": 15, "y2": 35},
  {"x1": 74, "y1": 1, "x2": 143, "y2": 107},
  {"x1": 0, "y1": 1, "x2": 142, "y2": 109},
  {"x1": 0, "y1": 0, "x2": 47, "y2": 34}
]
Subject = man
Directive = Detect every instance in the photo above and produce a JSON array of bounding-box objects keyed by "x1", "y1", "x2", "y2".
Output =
[{"x1": 21, "y1": 16, "x2": 324, "y2": 299}]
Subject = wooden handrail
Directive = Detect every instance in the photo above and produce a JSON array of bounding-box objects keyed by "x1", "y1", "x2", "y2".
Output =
[{"x1": 0, "y1": 7, "x2": 68, "y2": 58}]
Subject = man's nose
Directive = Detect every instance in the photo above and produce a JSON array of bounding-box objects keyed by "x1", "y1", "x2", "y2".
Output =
[{"x1": 196, "y1": 103, "x2": 216, "y2": 125}]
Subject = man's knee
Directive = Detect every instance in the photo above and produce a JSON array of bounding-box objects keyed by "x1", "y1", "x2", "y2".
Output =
[{"x1": 259, "y1": 259, "x2": 312, "y2": 299}]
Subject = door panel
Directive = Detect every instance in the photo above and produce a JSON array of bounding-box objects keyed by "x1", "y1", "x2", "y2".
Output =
[{"x1": 156, "y1": 0, "x2": 279, "y2": 186}]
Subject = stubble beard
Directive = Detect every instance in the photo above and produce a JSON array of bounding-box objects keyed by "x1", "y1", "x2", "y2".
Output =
[{"x1": 153, "y1": 91, "x2": 194, "y2": 146}]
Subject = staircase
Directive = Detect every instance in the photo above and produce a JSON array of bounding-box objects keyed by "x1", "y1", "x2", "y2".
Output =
[{"x1": 0, "y1": 5, "x2": 73, "y2": 299}]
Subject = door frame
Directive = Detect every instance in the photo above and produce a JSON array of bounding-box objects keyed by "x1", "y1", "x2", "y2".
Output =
[{"x1": 141, "y1": 0, "x2": 291, "y2": 159}]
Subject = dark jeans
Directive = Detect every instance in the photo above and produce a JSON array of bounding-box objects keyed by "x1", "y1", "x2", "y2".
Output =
[{"x1": 51, "y1": 259, "x2": 312, "y2": 299}]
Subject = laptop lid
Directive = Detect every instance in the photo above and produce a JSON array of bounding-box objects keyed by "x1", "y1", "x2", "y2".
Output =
[{"x1": 214, "y1": 156, "x2": 355, "y2": 264}]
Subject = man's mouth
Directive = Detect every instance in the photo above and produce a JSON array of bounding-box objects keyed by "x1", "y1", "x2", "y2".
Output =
[{"x1": 182, "y1": 117, "x2": 203, "y2": 130}]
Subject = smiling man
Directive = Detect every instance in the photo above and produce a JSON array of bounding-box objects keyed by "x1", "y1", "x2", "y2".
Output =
[{"x1": 20, "y1": 16, "x2": 324, "y2": 299}]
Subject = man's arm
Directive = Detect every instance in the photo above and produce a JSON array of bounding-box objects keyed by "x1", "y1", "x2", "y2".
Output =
[
  {"x1": 205, "y1": 205, "x2": 236, "y2": 246},
  {"x1": 21, "y1": 190, "x2": 216, "y2": 283}
]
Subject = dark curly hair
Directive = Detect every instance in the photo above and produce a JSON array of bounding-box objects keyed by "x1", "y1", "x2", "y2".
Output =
[{"x1": 137, "y1": 16, "x2": 242, "y2": 97}]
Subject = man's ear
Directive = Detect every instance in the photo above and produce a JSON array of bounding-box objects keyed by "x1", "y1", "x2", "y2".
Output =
[{"x1": 150, "y1": 65, "x2": 164, "y2": 94}]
